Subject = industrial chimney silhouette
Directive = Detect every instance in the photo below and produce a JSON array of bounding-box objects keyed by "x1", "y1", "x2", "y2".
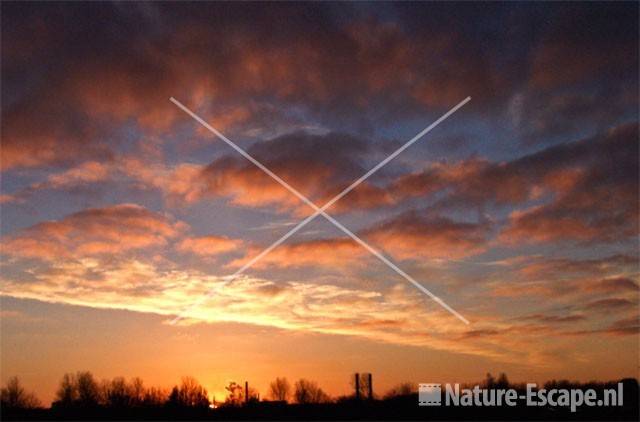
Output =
[{"x1": 353, "y1": 373, "x2": 373, "y2": 400}]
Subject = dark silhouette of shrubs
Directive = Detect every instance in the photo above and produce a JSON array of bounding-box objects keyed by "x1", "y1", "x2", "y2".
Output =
[
  {"x1": 483, "y1": 372, "x2": 510, "y2": 389},
  {"x1": 383, "y1": 382, "x2": 415, "y2": 399}
]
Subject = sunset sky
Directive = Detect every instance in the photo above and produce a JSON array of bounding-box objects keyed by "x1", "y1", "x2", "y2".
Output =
[{"x1": 1, "y1": 1, "x2": 638, "y2": 405}]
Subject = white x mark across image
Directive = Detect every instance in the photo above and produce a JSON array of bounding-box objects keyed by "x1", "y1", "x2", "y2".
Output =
[{"x1": 169, "y1": 96, "x2": 471, "y2": 325}]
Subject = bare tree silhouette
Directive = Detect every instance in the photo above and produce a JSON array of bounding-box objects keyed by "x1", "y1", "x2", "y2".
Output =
[
  {"x1": 224, "y1": 382, "x2": 244, "y2": 406},
  {"x1": 167, "y1": 377, "x2": 209, "y2": 408},
  {"x1": 53, "y1": 372, "x2": 101, "y2": 408},
  {"x1": 293, "y1": 379, "x2": 330, "y2": 404},
  {"x1": 130, "y1": 377, "x2": 145, "y2": 406},
  {"x1": 103, "y1": 377, "x2": 131, "y2": 408},
  {"x1": 55, "y1": 373, "x2": 77, "y2": 407},
  {"x1": 143, "y1": 386, "x2": 168, "y2": 407},
  {"x1": 224, "y1": 381, "x2": 259, "y2": 406},
  {"x1": 0, "y1": 377, "x2": 41, "y2": 410},
  {"x1": 76, "y1": 372, "x2": 100, "y2": 408},
  {"x1": 268, "y1": 377, "x2": 291, "y2": 402}
]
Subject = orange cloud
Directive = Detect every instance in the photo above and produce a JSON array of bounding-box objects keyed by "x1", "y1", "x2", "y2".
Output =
[
  {"x1": 228, "y1": 237, "x2": 366, "y2": 270},
  {"x1": 584, "y1": 277, "x2": 640, "y2": 294},
  {"x1": 1, "y1": 204, "x2": 184, "y2": 260},
  {"x1": 582, "y1": 298, "x2": 635, "y2": 311},
  {"x1": 516, "y1": 254, "x2": 636, "y2": 281},
  {"x1": 225, "y1": 211, "x2": 490, "y2": 274},
  {"x1": 43, "y1": 161, "x2": 112, "y2": 188},
  {"x1": 1, "y1": 4, "x2": 530, "y2": 173},
  {"x1": 176, "y1": 235, "x2": 242, "y2": 257},
  {"x1": 365, "y1": 213, "x2": 490, "y2": 260},
  {"x1": 119, "y1": 158, "x2": 206, "y2": 204},
  {"x1": 196, "y1": 132, "x2": 371, "y2": 213},
  {"x1": 486, "y1": 253, "x2": 638, "y2": 304},
  {"x1": 497, "y1": 124, "x2": 638, "y2": 245},
  {"x1": 500, "y1": 206, "x2": 602, "y2": 244}
]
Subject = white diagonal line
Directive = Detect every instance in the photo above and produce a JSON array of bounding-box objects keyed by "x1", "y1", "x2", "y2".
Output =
[
  {"x1": 308, "y1": 97, "x2": 471, "y2": 214},
  {"x1": 170, "y1": 97, "x2": 470, "y2": 325},
  {"x1": 316, "y1": 214, "x2": 469, "y2": 324}
]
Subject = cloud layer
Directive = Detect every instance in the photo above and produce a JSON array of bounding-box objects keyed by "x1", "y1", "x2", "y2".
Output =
[{"x1": 1, "y1": 1, "x2": 638, "y2": 375}]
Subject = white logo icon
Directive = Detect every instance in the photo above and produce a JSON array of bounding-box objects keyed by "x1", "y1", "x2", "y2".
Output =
[{"x1": 419, "y1": 383, "x2": 442, "y2": 406}]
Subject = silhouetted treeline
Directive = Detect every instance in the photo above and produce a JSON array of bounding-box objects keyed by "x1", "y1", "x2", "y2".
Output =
[
  {"x1": 51, "y1": 372, "x2": 208, "y2": 410},
  {"x1": 1, "y1": 372, "x2": 638, "y2": 420}
]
